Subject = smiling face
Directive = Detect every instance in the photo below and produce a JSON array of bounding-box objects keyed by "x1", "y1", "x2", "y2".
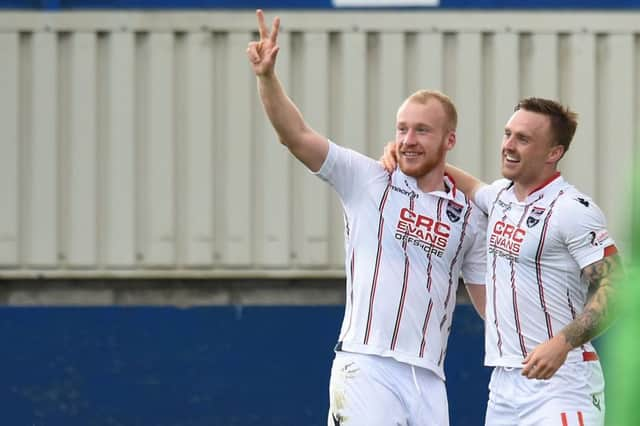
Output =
[
  {"x1": 501, "y1": 109, "x2": 564, "y2": 190},
  {"x1": 395, "y1": 99, "x2": 455, "y2": 178}
]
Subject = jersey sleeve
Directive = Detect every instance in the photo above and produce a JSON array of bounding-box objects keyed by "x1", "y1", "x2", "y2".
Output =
[
  {"x1": 460, "y1": 204, "x2": 487, "y2": 285},
  {"x1": 562, "y1": 196, "x2": 618, "y2": 270},
  {"x1": 314, "y1": 140, "x2": 385, "y2": 203}
]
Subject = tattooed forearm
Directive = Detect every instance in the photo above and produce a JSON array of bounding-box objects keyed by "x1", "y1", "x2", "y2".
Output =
[{"x1": 560, "y1": 254, "x2": 622, "y2": 348}]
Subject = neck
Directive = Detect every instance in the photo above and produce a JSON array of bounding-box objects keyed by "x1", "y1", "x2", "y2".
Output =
[
  {"x1": 415, "y1": 165, "x2": 447, "y2": 193},
  {"x1": 513, "y1": 170, "x2": 560, "y2": 201}
]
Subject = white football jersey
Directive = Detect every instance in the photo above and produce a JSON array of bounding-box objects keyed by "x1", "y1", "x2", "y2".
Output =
[
  {"x1": 315, "y1": 141, "x2": 486, "y2": 380},
  {"x1": 475, "y1": 173, "x2": 617, "y2": 368}
]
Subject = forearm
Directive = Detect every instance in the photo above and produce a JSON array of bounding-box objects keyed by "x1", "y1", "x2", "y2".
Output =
[
  {"x1": 560, "y1": 255, "x2": 622, "y2": 348},
  {"x1": 257, "y1": 73, "x2": 328, "y2": 171},
  {"x1": 444, "y1": 163, "x2": 485, "y2": 202},
  {"x1": 560, "y1": 286, "x2": 614, "y2": 348},
  {"x1": 258, "y1": 73, "x2": 311, "y2": 148}
]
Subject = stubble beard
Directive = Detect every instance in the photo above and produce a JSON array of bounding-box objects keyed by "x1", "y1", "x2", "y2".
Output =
[{"x1": 398, "y1": 141, "x2": 447, "y2": 178}]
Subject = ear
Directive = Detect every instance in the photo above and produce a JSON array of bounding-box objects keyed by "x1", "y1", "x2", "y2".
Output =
[
  {"x1": 546, "y1": 144, "x2": 565, "y2": 164},
  {"x1": 446, "y1": 131, "x2": 456, "y2": 151}
]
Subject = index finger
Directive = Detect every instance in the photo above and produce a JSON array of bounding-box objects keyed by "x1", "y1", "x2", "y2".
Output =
[
  {"x1": 256, "y1": 9, "x2": 268, "y2": 40},
  {"x1": 270, "y1": 16, "x2": 281, "y2": 43}
]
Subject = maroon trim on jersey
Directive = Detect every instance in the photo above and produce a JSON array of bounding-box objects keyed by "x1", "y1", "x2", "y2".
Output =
[
  {"x1": 489, "y1": 187, "x2": 509, "y2": 356},
  {"x1": 350, "y1": 249, "x2": 355, "y2": 282},
  {"x1": 491, "y1": 252, "x2": 503, "y2": 356},
  {"x1": 391, "y1": 256, "x2": 411, "y2": 350},
  {"x1": 364, "y1": 177, "x2": 393, "y2": 345},
  {"x1": 528, "y1": 171, "x2": 561, "y2": 195},
  {"x1": 440, "y1": 197, "x2": 472, "y2": 343},
  {"x1": 567, "y1": 297, "x2": 600, "y2": 362},
  {"x1": 534, "y1": 190, "x2": 564, "y2": 340},
  {"x1": 419, "y1": 300, "x2": 434, "y2": 358},
  {"x1": 567, "y1": 289, "x2": 584, "y2": 351},
  {"x1": 442, "y1": 197, "x2": 472, "y2": 321},
  {"x1": 444, "y1": 172, "x2": 457, "y2": 198},
  {"x1": 566, "y1": 287, "x2": 591, "y2": 355},
  {"x1": 390, "y1": 196, "x2": 416, "y2": 350},
  {"x1": 426, "y1": 249, "x2": 434, "y2": 291},
  {"x1": 344, "y1": 212, "x2": 350, "y2": 237},
  {"x1": 425, "y1": 199, "x2": 446, "y2": 292},
  {"x1": 437, "y1": 324, "x2": 451, "y2": 366},
  {"x1": 422, "y1": 249, "x2": 435, "y2": 352},
  {"x1": 511, "y1": 205, "x2": 531, "y2": 358},
  {"x1": 415, "y1": 198, "x2": 445, "y2": 355},
  {"x1": 488, "y1": 185, "x2": 510, "y2": 218},
  {"x1": 567, "y1": 287, "x2": 577, "y2": 318},
  {"x1": 342, "y1": 249, "x2": 356, "y2": 340},
  {"x1": 437, "y1": 197, "x2": 445, "y2": 220},
  {"x1": 510, "y1": 261, "x2": 528, "y2": 357},
  {"x1": 567, "y1": 287, "x2": 576, "y2": 318}
]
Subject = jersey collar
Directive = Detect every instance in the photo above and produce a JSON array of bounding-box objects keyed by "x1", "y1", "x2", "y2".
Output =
[
  {"x1": 507, "y1": 172, "x2": 564, "y2": 203},
  {"x1": 528, "y1": 171, "x2": 562, "y2": 196},
  {"x1": 395, "y1": 170, "x2": 458, "y2": 201}
]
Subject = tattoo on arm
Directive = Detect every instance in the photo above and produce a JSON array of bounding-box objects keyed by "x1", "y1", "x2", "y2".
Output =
[{"x1": 561, "y1": 254, "x2": 622, "y2": 348}]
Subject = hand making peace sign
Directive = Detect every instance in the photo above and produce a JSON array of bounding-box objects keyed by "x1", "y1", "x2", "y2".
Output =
[{"x1": 246, "y1": 9, "x2": 281, "y2": 77}]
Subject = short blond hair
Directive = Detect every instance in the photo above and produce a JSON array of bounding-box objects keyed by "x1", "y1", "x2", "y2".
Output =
[{"x1": 405, "y1": 90, "x2": 458, "y2": 131}]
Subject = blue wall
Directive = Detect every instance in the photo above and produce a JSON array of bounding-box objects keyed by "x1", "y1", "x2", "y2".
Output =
[{"x1": 0, "y1": 304, "x2": 490, "y2": 425}]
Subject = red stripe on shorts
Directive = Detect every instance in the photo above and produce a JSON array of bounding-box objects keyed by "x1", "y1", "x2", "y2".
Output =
[{"x1": 561, "y1": 412, "x2": 568, "y2": 426}]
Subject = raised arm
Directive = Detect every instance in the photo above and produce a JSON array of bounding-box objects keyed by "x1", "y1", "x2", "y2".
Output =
[
  {"x1": 521, "y1": 254, "x2": 623, "y2": 380},
  {"x1": 246, "y1": 10, "x2": 328, "y2": 172}
]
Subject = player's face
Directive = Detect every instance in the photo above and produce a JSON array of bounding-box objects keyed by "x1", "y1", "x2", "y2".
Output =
[
  {"x1": 395, "y1": 100, "x2": 454, "y2": 178},
  {"x1": 501, "y1": 109, "x2": 560, "y2": 186}
]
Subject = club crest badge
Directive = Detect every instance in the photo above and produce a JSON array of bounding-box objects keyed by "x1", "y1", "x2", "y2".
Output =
[
  {"x1": 526, "y1": 206, "x2": 546, "y2": 228},
  {"x1": 446, "y1": 201, "x2": 463, "y2": 223}
]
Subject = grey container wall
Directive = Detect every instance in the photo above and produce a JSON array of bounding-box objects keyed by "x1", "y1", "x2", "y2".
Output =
[{"x1": 0, "y1": 11, "x2": 638, "y2": 278}]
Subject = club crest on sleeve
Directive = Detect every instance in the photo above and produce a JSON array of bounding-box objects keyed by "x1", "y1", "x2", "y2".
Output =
[
  {"x1": 526, "y1": 206, "x2": 546, "y2": 228},
  {"x1": 446, "y1": 201, "x2": 463, "y2": 223}
]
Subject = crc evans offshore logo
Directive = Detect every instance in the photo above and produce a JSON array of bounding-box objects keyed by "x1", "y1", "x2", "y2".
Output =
[
  {"x1": 489, "y1": 221, "x2": 525, "y2": 260},
  {"x1": 395, "y1": 208, "x2": 450, "y2": 257}
]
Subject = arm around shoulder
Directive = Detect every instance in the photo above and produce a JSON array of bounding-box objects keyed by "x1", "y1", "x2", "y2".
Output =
[{"x1": 445, "y1": 163, "x2": 486, "y2": 203}]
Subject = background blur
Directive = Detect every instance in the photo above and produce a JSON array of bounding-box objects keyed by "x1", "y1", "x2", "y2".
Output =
[{"x1": 0, "y1": 0, "x2": 638, "y2": 425}]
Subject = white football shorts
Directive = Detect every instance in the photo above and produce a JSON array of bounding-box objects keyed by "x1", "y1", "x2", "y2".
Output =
[
  {"x1": 485, "y1": 361, "x2": 605, "y2": 426},
  {"x1": 328, "y1": 351, "x2": 449, "y2": 426}
]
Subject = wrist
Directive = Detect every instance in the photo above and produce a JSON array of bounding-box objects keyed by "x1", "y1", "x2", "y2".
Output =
[
  {"x1": 257, "y1": 70, "x2": 276, "y2": 80},
  {"x1": 557, "y1": 332, "x2": 576, "y2": 351}
]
